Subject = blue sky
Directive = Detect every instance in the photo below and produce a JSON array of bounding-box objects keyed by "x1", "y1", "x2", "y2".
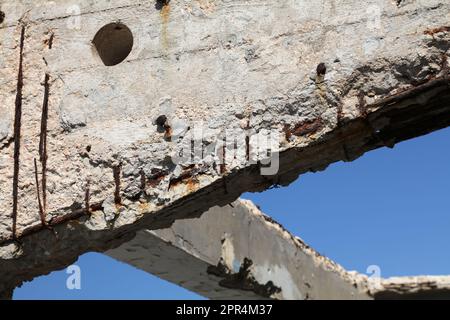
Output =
[{"x1": 14, "y1": 127, "x2": 450, "y2": 299}]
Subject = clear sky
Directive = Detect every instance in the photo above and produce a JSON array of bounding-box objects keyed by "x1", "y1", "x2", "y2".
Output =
[{"x1": 14, "y1": 127, "x2": 450, "y2": 300}]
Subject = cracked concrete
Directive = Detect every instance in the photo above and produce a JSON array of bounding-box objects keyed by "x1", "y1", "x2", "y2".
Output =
[{"x1": 0, "y1": 0, "x2": 449, "y2": 296}]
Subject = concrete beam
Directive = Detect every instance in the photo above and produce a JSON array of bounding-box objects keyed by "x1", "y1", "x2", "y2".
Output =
[
  {"x1": 371, "y1": 276, "x2": 450, "y2": 300},
  {"x1": 0, "y1": 0, "x2": 449, "y2": 292},
  {"x1": 108, "y1": 200, "x2": 450, "y2": 300},
  {"x1": 107, "y1": 199, "x2": 371, "y2": 300}
]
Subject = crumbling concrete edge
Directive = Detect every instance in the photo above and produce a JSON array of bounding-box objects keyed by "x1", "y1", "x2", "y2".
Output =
[
  {"x1": 368, "y1": 276, "x2": 450, "y2": 300},
  {"x1": 1, "y1": 72, "x2": 449, "y2": 298}
]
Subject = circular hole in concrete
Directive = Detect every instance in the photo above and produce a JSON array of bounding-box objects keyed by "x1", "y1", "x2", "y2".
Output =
[
  {"x1": 0, "y1": 11, "x2": 5, "y2": 24},
  {"x1": 93, "y1": 22, "x2": 133, "y2": 66}
]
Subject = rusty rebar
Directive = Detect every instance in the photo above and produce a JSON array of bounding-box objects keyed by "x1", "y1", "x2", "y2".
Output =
[{"x1": 12, "y1": 25, "x2": 26, "y2": 240}]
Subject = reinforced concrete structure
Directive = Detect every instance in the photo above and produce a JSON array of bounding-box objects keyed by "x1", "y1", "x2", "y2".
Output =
[{"x1": 0, "y1": 0, "x2": 449, "y2": 299}]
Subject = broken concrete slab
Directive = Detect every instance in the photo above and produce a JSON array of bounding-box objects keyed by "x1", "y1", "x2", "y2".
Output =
[{"x1": 0, "y1": 0, "x2": 449, "y2": 294}]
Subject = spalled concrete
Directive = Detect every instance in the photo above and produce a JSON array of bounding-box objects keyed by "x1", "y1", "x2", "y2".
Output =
[{"x1": 0, "y1": 0, "x2": 449, "y2": 295}]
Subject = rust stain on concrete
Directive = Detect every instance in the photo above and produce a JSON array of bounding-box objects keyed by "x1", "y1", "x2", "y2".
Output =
[{"x1": 160, "y1": 3, "x2": 171, "y2": 50}]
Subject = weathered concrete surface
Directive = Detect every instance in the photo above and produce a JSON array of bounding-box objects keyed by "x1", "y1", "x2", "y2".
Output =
[
  {"x1": 370, "y1": 276, "x2": 450, "y2": 300},
  {"x1": 108, "y1": 200, "x2": 450, "y2": 300},
  {"x1": 0, "y1": 0, "x2": 449, "y2": 294},
  {"x1": 107, "y1": 199, "x2": 371, "y2": 300}
]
